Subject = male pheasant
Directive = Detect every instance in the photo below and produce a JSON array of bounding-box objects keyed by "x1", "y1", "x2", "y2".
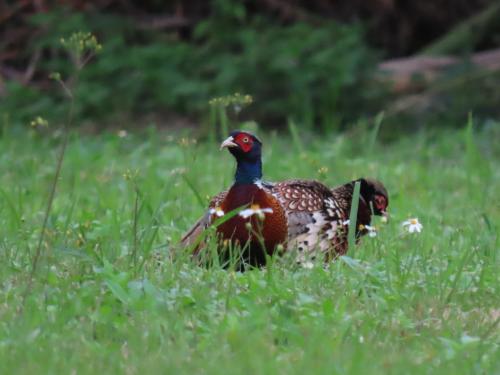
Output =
[{"x1": 181, "y1": 130, "x2": 389, "y2": 266}]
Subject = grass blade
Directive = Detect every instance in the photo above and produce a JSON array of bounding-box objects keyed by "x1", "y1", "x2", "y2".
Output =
[
  {"x1": 181, "y1": 174, "x2": 206, "y2": 208},
  {"x1": 368, "y1": 111, "x2": 384, "y2": 153},
  {"x1": 347, "y1": 181, "x2": 361, "y2": 250},
  {"x1": 288, "y1": 119, "x2": 304, "y2": 154}
]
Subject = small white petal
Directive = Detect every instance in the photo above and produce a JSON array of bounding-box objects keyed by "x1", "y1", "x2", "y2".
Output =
[
  {"x1": 364, "y1": 224, "x2": 377, "y2": 237},
  {"x1": 238, "y1": 207, "x2": 273, "y2": 219},
  {"x1": 342, "y1": 220, "x2": 350, "y2": 225},
  {"x1": 402, "y1": 218, "x2": 422, "y2": 233},
  {"x1": 239, "y1": 208, "x2": 256, "y2": 218},
  {"x1": 407, "y1": 223, "x2": 423, "y2": 234},
  {"x1": 209, "y1": 208, "x2": 225, "y2": 217},
  {"x1": 302, "y1": 261, "x2": 314, "y2": 269}
]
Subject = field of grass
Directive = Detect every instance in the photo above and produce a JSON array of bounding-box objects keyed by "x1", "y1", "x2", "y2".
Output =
[{"x1": 0, "y1": 121, "x2": 499, "y2": 374}]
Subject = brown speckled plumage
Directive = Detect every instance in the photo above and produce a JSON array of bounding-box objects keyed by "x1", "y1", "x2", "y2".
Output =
[{"x1": 180, "y1": 131, "x2": 389, "y2": 266}]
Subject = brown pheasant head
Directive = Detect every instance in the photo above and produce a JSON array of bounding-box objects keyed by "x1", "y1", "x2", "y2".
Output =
[{"x1": 359, "y1": 178, "x2": 389, "y2": 218}]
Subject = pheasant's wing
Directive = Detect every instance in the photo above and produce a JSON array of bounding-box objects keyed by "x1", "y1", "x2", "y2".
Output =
[
  {"x1": 329, "y1": 182, "x2": 354, "y2": 211},
  {"x1": 180, "y1": 190, "x2": 227, "y2": 253},
  {"x1": 272, "y1": 179, "x2": 350, "y2": 257}
]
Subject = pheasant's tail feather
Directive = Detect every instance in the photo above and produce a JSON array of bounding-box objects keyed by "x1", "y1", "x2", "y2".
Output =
[
  {"x1": 180, "y1": 212, "x2": 212, "y2": 255},
  {"x1": 180, "y1": 190, "x2": 228, "y2": 252}
]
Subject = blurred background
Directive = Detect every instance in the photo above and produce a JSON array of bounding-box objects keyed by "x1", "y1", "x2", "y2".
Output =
[{"x1": 1, "y1": 0, "x2": 500, "y2": 135}]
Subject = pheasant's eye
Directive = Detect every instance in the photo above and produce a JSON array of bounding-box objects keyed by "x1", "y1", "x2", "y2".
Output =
[{"x1": 242, "y1": 137, "x2": 249, "y2": 143}]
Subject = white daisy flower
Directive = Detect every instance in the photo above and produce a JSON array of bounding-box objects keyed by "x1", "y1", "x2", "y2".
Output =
[
  {"x1": 365, "y1": 225, "x2": 377, "y2": 237},
  {"x1": 239, "y1": 204, "x2": 273, "y2": 219},
  {"x1": 358, "y1": 224, "x2": 377, "y2": 237},
  {"x1": 402, "y1": 218, "x2": 423, "y2": 233},
  {"x1": 209, "y1": 207, "x2": 225, "y2": 217},
  {"x1": 302, "y1": 261, "x2": 314, "y2": 269}
]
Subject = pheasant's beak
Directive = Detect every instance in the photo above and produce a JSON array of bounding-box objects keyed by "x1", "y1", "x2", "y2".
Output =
[
  {"x1": 220, "y1": 136, "x2": 238, "y2": 150},
  {"x1": 381, "y1": 210, "x2": 389, "y2": 222}
]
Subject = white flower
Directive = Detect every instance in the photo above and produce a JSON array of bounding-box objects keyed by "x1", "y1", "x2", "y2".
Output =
[
  {"x1": 209, "y1": 207, "x2": 225, "y2": 217},
  {"x1": 344, "y1": 220, "x2": 377, "y2": 237},
  {"x1": 358, "y1": 224, "x2": 377, "y2": 237},
  {"x1": 117, "y1": 130, "x2": 128, "y2": 138},
  {"x1": 302, "y1": 261, "x2": 314, "y2": 269},
  {"x1": 239, "y1": 204, "x2": 273, "y2": 219},
  {"x1": 402, "y1": 218, "x2": 423, "y2": 233},
  {"x1": 365, "y1": 225, "x2": 377, "y2": 237}
]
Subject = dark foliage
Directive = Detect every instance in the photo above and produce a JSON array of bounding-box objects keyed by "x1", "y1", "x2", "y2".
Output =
[
  {"x1": 0, "y1": 2, "x2": 380, "y2": 128},
  {"x1": 1, "y1": 0, "x2": 499, "y2": 129}
]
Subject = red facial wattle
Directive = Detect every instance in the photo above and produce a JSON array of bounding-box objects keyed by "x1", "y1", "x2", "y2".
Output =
[
  {"x1": 234, "y1": 133, "x2": 253, "y2": 153},
  {"x1": 374, "y1": 195, "x2": 387, "y2": 212}
]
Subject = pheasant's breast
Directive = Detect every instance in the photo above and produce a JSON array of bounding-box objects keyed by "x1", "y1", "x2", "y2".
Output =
[{"x1": 216, "y1": 183, "x2": 288, "y2": 254}]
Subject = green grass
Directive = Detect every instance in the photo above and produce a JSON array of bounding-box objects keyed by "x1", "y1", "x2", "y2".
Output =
[{"x1": 0, "y1": 122, "x2": 499, "y2": 374}]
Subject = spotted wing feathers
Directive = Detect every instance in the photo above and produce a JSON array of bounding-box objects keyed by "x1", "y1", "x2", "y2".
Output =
[
  {"x1": 273, "y1": 179, "x2": 330, "y2": 211},
  {"x1": 272, "y1": 179, "x2": 350, "y2": 259},
  {"x1": 181, "y1": 179, "x2": 375, "y2": 261}
]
